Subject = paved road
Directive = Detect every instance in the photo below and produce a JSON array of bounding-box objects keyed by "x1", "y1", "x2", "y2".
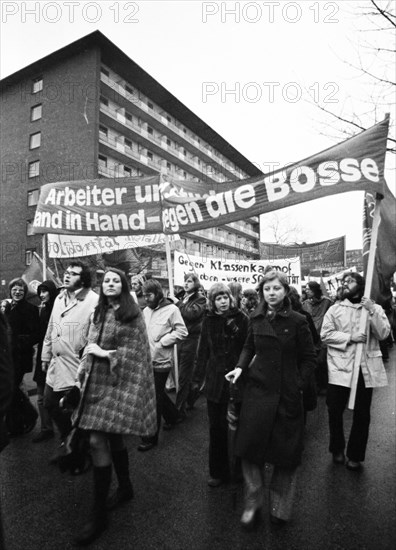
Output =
[{"x1": 1, "y1": 348, "x2": 395, "y2": 550}]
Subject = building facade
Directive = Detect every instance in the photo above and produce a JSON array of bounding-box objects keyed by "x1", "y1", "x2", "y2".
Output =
[{"x1": 0, "y1": 31, "x2": 261, "y2": 295}]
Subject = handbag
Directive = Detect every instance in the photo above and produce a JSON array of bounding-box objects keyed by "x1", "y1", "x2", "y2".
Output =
[{"x1": 58, "y1": 426, "x2": 91, "y2": 475}]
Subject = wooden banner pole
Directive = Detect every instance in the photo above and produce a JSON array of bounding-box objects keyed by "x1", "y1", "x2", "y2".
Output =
[
  {"x1": 165, "y1": 234, "x2": 179, "y2": 394},
  {"x1": 42, "y1": 234, "x2": 47, "y2": 281},
  {"x1": 348, "y1": 196, "x2": 382, "y2": 410}
]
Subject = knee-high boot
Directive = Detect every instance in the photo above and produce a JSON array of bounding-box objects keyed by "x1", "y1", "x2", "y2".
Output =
[
  {"x1": 74, "y1": 464, "x2": 112, "y2": 546},
  {"x1": 107, "y1": 448, "x2": 134, "y2": 510}
]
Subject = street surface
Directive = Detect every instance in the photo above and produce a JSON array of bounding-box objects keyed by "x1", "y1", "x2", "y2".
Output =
[{"x1": 1, "y1": 348, "x2": 395, "y2": 550}]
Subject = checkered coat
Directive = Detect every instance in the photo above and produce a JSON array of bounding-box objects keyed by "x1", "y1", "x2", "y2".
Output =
[{"x1": 77, "y1": 307, "x2": 157, "y2": 437}]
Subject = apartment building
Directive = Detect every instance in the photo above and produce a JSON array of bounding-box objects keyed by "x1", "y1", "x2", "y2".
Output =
[{"x1": 0, "y1": 31, "x2": 261, "y2": 294}]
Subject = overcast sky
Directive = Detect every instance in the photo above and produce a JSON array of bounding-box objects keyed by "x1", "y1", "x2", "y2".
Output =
[{"x1": 1, "y1": 0, "x2": 394, "y2": 250}]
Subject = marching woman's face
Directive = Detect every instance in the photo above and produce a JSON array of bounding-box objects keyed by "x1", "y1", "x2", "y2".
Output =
[
  {"x1": 214, "y1": 293, "x2": 230, "y2": 314},
  {"x1": 263, "y1": 278, "x2": 286, "y2": 308},
  {"x1": 102, "y1": 271, "x2": 122, "y2": 299}
]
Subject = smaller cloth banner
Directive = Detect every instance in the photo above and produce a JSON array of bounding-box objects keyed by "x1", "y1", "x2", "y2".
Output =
[
  {"x1": 174, "y1": 251, "x2": 301, "y2": 292},
  {"x1": 47, "y1": 233, "x2": 180, "y2": 258}
]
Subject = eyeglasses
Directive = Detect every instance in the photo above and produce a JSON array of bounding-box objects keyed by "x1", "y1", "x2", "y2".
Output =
[
  {"x1": 343, "y1": 278, "x2": 356, "y2": 286},
  {"x1": 64, "y1": 270, "x2": 81, "y2": 277}
]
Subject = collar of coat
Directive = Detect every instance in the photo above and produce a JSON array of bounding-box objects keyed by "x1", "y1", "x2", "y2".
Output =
[
  {"x1": 339, "y1": 298, "x2": 363, "y2": 309},
  {"x1": 58, "y1": 287, "x2": 92, "y2": 302},
  {"x1": 250, "y1": 297, "x2": 292, "y2": 320},
  {"x1": 206, "y1": 307, "x2": 241, "y2": 319},
  {"x1": 154, "y1": 297, "x2": 175, "y2": 310}
]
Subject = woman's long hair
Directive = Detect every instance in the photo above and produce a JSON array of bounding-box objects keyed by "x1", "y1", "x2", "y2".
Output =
[{"x1": 93, "y1": 268, "x2": 139, "y2": 325}]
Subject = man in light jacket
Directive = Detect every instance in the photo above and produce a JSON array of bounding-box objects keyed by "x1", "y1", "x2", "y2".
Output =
[
  {"x1": 321, "y1": 272, "x2": 390, "y2": 471},
  {"x1": 41, "y1": 261, "x2": 98, "y2": 453},
  {"x1": 138, "y1": 279, "x2": 187, "y2": 452}
]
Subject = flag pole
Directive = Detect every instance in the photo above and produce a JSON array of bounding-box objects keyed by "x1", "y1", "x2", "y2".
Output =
[
  {"x1": 348, "y1": 195, "x2": 382, "y2": 409},
  {"x1": 42, "y1": 234, "x2": 47, "y2": 280},
  {"x1": 164, "y1": 234, "x2": 179, "y2": 394}
]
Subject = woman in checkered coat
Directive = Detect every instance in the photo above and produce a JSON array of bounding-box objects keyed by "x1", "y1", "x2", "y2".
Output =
[{"x1": 74, "y1": 268, "x2": 156, "y2": 546}]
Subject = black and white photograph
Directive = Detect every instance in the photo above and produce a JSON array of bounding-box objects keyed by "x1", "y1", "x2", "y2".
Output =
[{"x1": 0, "y1": 1, "x2": 395, "y2": 548}]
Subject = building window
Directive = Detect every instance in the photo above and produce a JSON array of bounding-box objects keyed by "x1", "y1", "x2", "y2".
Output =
[
  {"x1": 25, "y1": 249, "x2": 35, "y2": 265},
  {"x1": 124, "y1": 166, "x2": 132, "y2": 176},
  {"x1": 101, "y1": 67, "x2": 109, "y2": 77},
  {"x1": 99, "y1": 125, "x2": 108, "y2": 138},
  {"x1": 166, "y1": 138, "x2": 171, "y2": 147},
  {"x1": 125, "y1": 111, "x2": 132, "y2": 122},
  {"x1": 26, "y1": 220, "x2": 35, "y2": 236},
  {"x1": 27, "y1": 189, "x2": 40, "y2": 206},
  {"x1": 31, "y1": 104, "x2": 42, "y2": 121},
  {"x1": 29, "y1": 132, "x2": 41, "y2": 149},
  {"x1": 32, "y1": 77, "x2": 43, "y2": 94},
  {"x1": 147, "y1": 151, "x2": 153, "y2": 161},
  {"x1": 183, "y1": 148, "x2": 187, "y2": 156},
  {"x1": 148, "y1": 101, "x2": 153, "y2": 109},
  {"x1": 166, "y1": 162, "x2": 172, "y2": 170},
  {"x1": 28, "y1": 160, "x2": 40, "y2": 178},
  {"x1": 125, "y1": 85, "x2": 133, "y2": 95},
  {"x1": 100, "y1": 96, "x2": 108, "y2": 107},
  {"x1": 98, "y1": 155, "x2": 107, "y2": 168},
  {"x1": 147, "y1": 126, "x2": 153, "y2": 135},
  {"x1": 124, "y1": 138, "x2": 132, "y2": 149},
  {"x1": 167, "y1": 115, "x2": 172, "y2": 123}
]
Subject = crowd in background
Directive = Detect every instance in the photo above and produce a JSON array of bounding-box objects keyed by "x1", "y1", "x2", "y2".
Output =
[{"x1": 0, "y1": 262, "x2": 394, "y2": 546}]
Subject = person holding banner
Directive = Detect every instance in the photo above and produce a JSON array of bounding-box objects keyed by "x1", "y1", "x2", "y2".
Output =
[
  {"x1": 320, "y1": 272, "x2": 390, "y2": 472},
  {"x1": 192, "y1": 283, "x2": 248, "y2": 488},
  {"x1": 226, "y1": 271, "x2": 316, "y2": 528},
  {"x1": 74, "y1": 268, "x2": 157, "y2": 546}
]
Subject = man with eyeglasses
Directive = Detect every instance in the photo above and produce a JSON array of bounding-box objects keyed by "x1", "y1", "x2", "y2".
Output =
[
  {"x1": 321, "y1": 272, "x2": 390, "y2": 471},
  {"x1": 41, "y1": 261, "x2": 98, "y2": 460}
]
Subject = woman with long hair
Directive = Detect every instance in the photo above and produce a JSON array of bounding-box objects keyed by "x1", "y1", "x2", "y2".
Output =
[
  {"x1": 192, "y1": 282, "x2": 248, "y2": 487},
  {"x1": 226, "y1": 272, "x2": 316, "y2": 528},
  {"x1": 74, "y1": 268, "x2": 156, "y2": 546}
]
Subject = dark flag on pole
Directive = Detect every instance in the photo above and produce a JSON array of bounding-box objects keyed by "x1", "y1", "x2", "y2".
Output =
[
  {"x1": 363, "y1": 184, "x2": 396, "y2": 307},
  {"x1": 21, "y1": 252, "x2": 60, "y2": 305}
]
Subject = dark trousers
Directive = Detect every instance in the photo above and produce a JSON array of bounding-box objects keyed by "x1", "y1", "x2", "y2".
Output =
[
  {"x1": 143, "y1": 370, "x2": 178, "y2": 444},
  {"x1": 326, "y1": 370, "x2": 373, "y2": 462},
  {"x1": 207, "y1": 400, "x2": 229, "y2": 480},
  {"x1": 176, "y1": 337, "x2": 199, "y2": 414},
  {"x1": 43, "y1": 384, "x2": 72, "y2": 440}
]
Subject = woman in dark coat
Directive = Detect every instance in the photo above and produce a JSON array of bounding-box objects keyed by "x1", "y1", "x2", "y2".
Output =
[
  {"x1": 5, "y1": 278, "x2": 40, "y2": 435},
  {"x1": 226, "y1": 271, "x2": 316, "y2": 528},
  {"x1": 74, "y1": 268, "x2": 156, "y2": 546},
  {"x1": 192, "y1": 282, "x2": 248, "y2": 487},
  {"x1": 32, "y1": 280, "x2": 59, "y2": 442},
  {"x1": 175, "y1": 273, "x2": 207, "y2": 422}
]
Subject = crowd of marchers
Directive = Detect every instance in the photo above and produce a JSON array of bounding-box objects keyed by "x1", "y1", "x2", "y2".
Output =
[{"x1": 0, "y1": 262, "x2": 394, "y2": 546}]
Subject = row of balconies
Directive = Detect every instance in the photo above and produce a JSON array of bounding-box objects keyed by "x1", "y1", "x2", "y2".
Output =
[
  {"x1": 100, "y1": 72, "x2": 245, "y2": 180},
  {"x1": 100, "y1": 103, "x2": 226, "y2": 182}
]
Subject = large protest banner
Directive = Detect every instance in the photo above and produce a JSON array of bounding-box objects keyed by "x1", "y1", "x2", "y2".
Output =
[
  {"x1": 174, "y1": 251, "x2": 301, "y2": 292},
  {"x1": 260, "y1": 236, "x2": 346, "y2": 273},
  {"x1": 33, "y1": 118, "x2": 389, "y2": 236}
]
